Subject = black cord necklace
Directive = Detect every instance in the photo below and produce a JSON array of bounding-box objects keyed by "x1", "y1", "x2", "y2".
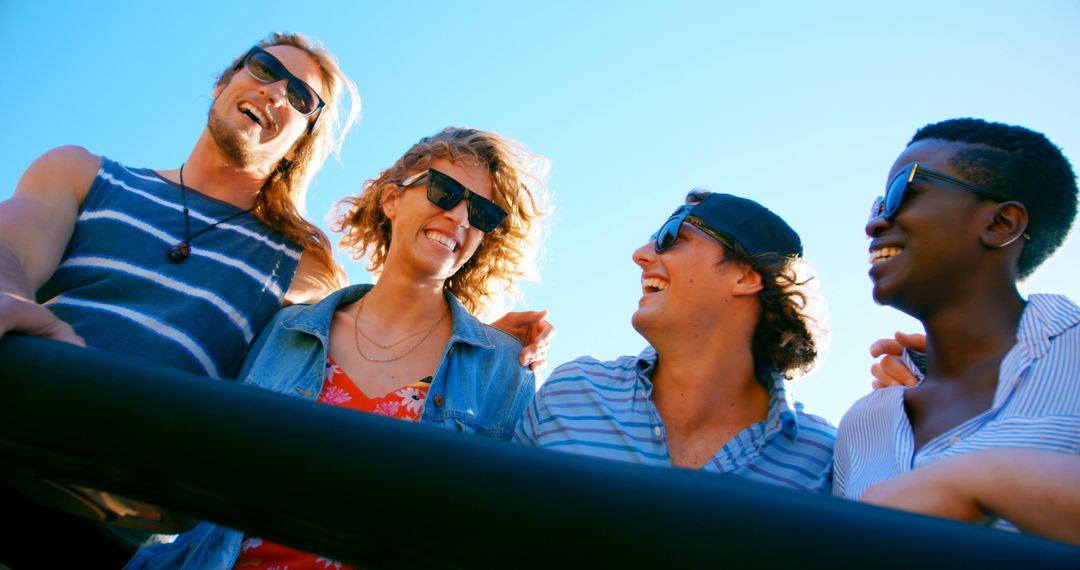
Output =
[{"x1": 168, "y1": 164, "x2": 256, "y2": 263}]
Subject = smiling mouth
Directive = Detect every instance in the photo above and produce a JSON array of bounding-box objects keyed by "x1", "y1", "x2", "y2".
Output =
[
  {"x1": 237, "y1": 101, "x2": 274, "y2": 131},
  {"x1": 869, "y1": 246, "x2": 903, "y2": 265},
  {"x1": 425, "y1": 231, "x2": 458, "y2": 252},
  {"x1": 641, "y1": 277, "x2": 668, "y2": 294}
]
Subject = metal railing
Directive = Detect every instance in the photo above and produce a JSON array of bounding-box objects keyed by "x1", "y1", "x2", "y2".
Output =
[{"x1": 1, "y1": 335, "x2": 1078, "y2": 569}]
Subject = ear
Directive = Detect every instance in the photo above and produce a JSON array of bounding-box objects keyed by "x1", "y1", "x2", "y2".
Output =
[
  {"x1": 212, "y1": 82, "x2": 225, "y2": 100},
  {"x1": 381, "y1": 184, "x2": 400, "y2": 221},
  {"x1": 981, "y1": 201, "x2": 1029, "y2": 249},
  {"x1": 731, "y1": 264, "x2": 764, "y2": 297}
]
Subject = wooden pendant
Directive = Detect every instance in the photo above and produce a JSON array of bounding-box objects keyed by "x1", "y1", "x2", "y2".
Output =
[{"x1": 168, "y1": 242, "x2": 191, "y2": 263}]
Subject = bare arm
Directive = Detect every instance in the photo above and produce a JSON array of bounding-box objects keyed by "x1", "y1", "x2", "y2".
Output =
[
  {"x1": 0, "y1": 146, "x2": 100, "y2": 345},
  {"x1": 861, "y1": 449, "x2": 1080, "y2": 545}
]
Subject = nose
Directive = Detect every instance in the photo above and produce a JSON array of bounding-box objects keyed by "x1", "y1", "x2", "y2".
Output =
[
  {"x1": 259, "y1": 80, "x2": 290, "y2": 108},
  {"x1": 445, "y1": 199, "x2": 471, "y2": 229},
  {"x1": 632, "y1": 240, "x2": 656, "y2": 268},
  {"x1": 865, "y1": 212, "x2": 891, "y2": 238}
]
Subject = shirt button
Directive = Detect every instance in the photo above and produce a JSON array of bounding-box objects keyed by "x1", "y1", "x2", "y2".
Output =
[
  {"x1": 654, "y1": 426, "x2": 662, "y2": 437},
  {"x1": 433, "y1": 394, "x2": 444, "y2": 408}
]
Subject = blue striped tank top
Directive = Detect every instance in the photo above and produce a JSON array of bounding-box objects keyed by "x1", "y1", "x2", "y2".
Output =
[{"x1": 37, "y1": 157, "x2": 302, "y2": 379}]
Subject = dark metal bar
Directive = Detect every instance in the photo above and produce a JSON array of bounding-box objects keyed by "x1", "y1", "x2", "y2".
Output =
[{"x1": 1, "y1": 335, "x2": 1078, "y2": 569}]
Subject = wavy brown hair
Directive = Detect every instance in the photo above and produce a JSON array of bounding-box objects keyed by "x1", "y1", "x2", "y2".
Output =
[
  {"x1": 333, "y1": 127, "x2": 550, "y2": 317},
  {"x1": 724, "y1": 245, "x2": 824, "y2": 379},
  {"x1": 215, "y1": 32, "x2": 361, "y2": 291}
]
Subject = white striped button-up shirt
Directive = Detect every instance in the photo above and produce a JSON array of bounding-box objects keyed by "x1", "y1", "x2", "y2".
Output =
[
  {"x1": 515, "y1": 347, "x2": 836, "y2": 493},
  {"x1": 833, "y1": 294, "x2": 1080, "y2": 528}
]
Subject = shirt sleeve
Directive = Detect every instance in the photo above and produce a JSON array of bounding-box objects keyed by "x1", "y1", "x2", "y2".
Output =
[{"x1": 512, "y1": 391, "x2": 541, "y2": 445}]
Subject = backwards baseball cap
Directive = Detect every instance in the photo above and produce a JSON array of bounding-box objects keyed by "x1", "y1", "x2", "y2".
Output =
[{"x1": 653, "y1": 190, "x2": 803, "y2": 257}]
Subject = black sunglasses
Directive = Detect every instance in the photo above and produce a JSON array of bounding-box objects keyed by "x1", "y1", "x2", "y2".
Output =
[
  {"x1": 401, "y1": 168, "x2": 508, "y2": 233},
  {"x1": 870, "y1": 162, "x2": 1008, "y2": 223},
  {"x1": 651, "y1": 204, "x2": 736, "y2": 253},
  {"x1": 240, "y1": 46, "x2": 325, "y2": 117}
]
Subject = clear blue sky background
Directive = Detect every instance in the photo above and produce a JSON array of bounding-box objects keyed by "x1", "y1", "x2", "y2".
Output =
[{"x1": 2, "y1": 1, "x2": 1077, "y2": 424}]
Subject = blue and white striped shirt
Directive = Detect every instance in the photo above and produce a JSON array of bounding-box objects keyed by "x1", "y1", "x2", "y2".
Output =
[
  {"x1": 833, "y1": 294, "x2": 1080, "y2": 525},
  {"x1": 37, "y1": 158, "x2": 302, "y2": 379},
  {"x1": 514, "y1": 348, "x2": 836, "y2": 493}
]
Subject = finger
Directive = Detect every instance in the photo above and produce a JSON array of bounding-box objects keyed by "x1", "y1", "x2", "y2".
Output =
[
  {"x1": 895, "y1": 331, "x2": 927, "y2": 351},
  {"x1": 881, "y1": 355, "x2": 919, "y2": 386},
  {"x1": 49, "y1": 322, "x2": 87, "y2": 347},
  {"x1": 869, "y1": 338, "x2": 903, "y2": 358},
  {"x1": 533, "y1": 321, "x2": 556, "y2": 345}
]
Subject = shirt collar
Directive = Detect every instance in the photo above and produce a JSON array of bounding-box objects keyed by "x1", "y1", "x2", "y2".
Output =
[
  {"x1": 280, "y1": 284, "x2": 496, "y2": 350},
  {"x1": 1015, "y1": 294, "x2": 1080, "y2": 361}
]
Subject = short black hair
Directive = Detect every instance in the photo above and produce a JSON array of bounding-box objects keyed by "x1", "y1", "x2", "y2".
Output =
[{"x1": 909, "y1": 118, "x2": 1077, "y2": 279}]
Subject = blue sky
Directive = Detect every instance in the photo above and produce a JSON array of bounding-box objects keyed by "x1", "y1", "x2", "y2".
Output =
[{"x1": 2, "y1": 1, "x2": 1078, "y2": 423}]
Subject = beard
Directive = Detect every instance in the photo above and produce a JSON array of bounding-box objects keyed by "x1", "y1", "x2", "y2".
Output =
[{"x1": 207, "y1": 100, "x2": 275, "y2": 168}]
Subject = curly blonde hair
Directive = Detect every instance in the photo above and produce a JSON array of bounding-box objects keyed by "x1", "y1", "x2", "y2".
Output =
[
  {"x1": 333, "y1": 128, "x2": 550, "y2": 317},
  {"x1": 215, "y1": 32, "x2": 361, "y2": 291}
]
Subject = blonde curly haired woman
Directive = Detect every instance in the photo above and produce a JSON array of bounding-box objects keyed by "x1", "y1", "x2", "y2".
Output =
[{"x1": 128, "y1": 127, "x2": 551, "y2": 569}]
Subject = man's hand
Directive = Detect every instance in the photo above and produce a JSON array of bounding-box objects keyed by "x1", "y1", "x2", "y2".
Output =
[
  {"x1": 0, "y1": 291, "x2": 85, "y2": 346},
  {"x1": 869, "y1": 331, "x2": 926, "y2": 389},
  {"x1": 490, "y1": 310, "x2": 555, "y2": 371}
]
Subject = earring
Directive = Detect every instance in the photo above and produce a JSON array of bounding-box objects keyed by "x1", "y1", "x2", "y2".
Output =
[{"x1": 999, "y1": 232, "x2": 1025, "y2": 248}]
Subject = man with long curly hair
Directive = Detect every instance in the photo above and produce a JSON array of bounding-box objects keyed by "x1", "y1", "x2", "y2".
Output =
[
  {"x1": 515, "y1": 190, "x2": 835, "y2": 492},
  {"x1": 0, "y1": 32, "x2": 361, "y2": 566}
]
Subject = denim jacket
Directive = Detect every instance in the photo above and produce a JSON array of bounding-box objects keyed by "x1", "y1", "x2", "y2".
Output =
[{"x1": 127, "y1": 284, "x2": 536, "y2": 569}]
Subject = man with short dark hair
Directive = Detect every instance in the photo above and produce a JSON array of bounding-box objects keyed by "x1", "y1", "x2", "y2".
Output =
[
  {"x1": 834, "y1": 118, "x2": 1080, "y2": 536},
  {"x1": 515, "y1": 191, "x2": 835, "y2": 492}
]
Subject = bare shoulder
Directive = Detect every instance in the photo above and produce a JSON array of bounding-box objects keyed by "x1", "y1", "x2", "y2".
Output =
[
  {"x1": 16, "y1": 145, "x2": 103, "y2": 203},
  {"x1": 282, "y1": 251, "x2": 343, "y2": 306}
]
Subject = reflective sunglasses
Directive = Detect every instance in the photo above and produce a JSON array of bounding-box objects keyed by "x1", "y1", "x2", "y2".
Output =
[
  {"x1": 240, "y1": 46, "x2": 325, "y2": 117},
  {"x1": 401, "y1": 168, "x2": 508, "y2": 233},
  {"x1": 870, "y1": 162, "x2": 1007, "y2": 223},
  {"x1": 651, "y1": 204, "x2": 737, "y2": 253}
]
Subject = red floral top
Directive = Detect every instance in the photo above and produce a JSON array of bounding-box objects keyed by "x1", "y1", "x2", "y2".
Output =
[{"x1": 233, "y1": 356, "x2": 431, "y2": 569}]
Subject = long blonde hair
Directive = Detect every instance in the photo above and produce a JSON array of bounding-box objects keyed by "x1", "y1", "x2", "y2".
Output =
[
  {"x1": 334, "y1": 128, "x2": 551, "y2": 318},
  {"x1": 215, "y1": 32, "x2": 361, "y2": 290}
]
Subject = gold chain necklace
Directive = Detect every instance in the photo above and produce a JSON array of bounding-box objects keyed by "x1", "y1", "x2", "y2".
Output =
[{"x1": 352, "y1": 296, "x2": 450, "y2": 363}]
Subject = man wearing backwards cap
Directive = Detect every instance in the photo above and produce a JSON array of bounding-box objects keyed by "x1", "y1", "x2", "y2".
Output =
[{"x1": 514, "y1": 190, "x2": 835, "y2": 492}]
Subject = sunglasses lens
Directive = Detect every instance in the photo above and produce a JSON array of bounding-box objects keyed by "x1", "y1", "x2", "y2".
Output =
[
  {"x1": 427, "y1": 172, "x2": 464, "y2": 210},
  {"x1": 869, "y1": 196, "x2": 885, "y2": 222},
  {"x1": 285, "y1": 81, "x2": 317, "y2": 115},
  {"x1": 246, "y1": 50, "x2": 319, "y2": 116},
  {"x1": 466, "y1": 197, "x2": 508, "y2": 233},
  {"x1": 653, "y1": 219, "x2": 681, "y2": 252},
  {"x1": 879, "y1": 164, "x2": 914, "y2": 221},
  {"x1": 653, "y1": 206, "x2": 692, "y2": 252},
  {"x1": 246, "y1": 52, "x2": 282, "y2": 82}
]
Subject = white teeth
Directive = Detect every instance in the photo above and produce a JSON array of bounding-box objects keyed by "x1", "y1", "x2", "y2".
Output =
[
  {"x1": 425, "y1": 231, "x2": 458, "y2": 252},
  {"x1": 238, "y1": 101, "x2": 271, "y2": 130},
  {"x1": 641, "y1": 277, "x2": 668, "y2": 292},
  {"x1": 869, "y1": 246, "x2": 903, "y2": 265}
]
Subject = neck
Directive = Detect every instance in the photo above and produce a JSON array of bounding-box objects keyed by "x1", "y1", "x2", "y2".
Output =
[
  {"x1": 164, "y1": 131, "x2": 279, "y2": 209},
  {"x1": 355, "y1": 271, "x2": 450, "y2": 333},
  {"x1": 918, "y1": 280, "x2": 1025, "y2": 379},
  {"x1": 648, "y1": 317, "x2": 767, "y2": 432}
]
